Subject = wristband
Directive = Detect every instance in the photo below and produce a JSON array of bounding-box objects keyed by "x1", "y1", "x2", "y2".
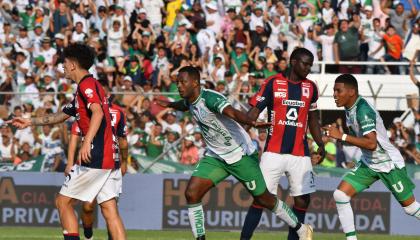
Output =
[{"x1": 341, "y1": 134, "x2": 348, "y2": 142}]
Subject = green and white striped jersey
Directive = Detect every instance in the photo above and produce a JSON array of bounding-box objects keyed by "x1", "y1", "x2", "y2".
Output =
[
  {"x1": 184, "y1": 88, "x2": 256, "y2": 164},
  {"x1": 345, "y1": 96, "x2": 405, "y2": 172}
]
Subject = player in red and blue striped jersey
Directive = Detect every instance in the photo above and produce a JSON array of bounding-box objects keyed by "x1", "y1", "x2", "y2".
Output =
[{"x1": 241, "y1": 48, "x2": 325, "y2": 240}]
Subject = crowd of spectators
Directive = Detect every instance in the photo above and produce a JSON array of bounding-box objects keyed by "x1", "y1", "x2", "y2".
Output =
[{"x1": 0, "y1": 0, "x2": 419, "y2": 173}]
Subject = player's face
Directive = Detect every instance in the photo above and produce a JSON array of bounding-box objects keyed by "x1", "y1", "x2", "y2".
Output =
[
  {"x1": 293, "y1": 55, "x2": 313, "y2": 79},
  {"x1": 333, "y1": 83, "x2": 351, "y2": 107},
  {"x1": 63, "y1": 58, "x2": 75, "y2": 80},
  {"x1": 176, "y1": 72, "x2": 197, "y2": 98}
]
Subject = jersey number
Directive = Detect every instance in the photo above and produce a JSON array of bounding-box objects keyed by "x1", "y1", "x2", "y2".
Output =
[
  {"x1": 286, "y1": 108, "x2": 298, "y2": 121},
  {"x1": 111, "y1": 113, "x2": 117, "y2": 127}
]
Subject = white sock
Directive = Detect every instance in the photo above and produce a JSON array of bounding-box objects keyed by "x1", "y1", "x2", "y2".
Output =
[
  {"x1": 334, "y1": 189, "x2": 357, "y2": 240},
  {"x1": 403, "y1": 201, "x2": 420, "y2": 219},
  {"x1": 272, "y1": 199, "x2": 298, "y2": 228},
  {"x1": 188, "y1": 203, "x2": 205, "y2": 238}
]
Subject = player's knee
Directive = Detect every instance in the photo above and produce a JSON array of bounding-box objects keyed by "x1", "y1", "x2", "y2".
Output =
[
  {"x1": 55, "y1": 194, "x2": 68, "y2": 210},
  {"x1": 333, "y1": 189, "x2": 350, "y2": 203},
  {"x1": 294, "y1": 194, "x2": 311, "y2": 209},
  {"x1": 83, "y1": 202, "x2": 94, "y2": 214},
  {"x1": 184, "y1": 187, "x2": 200, "y2": 203}
]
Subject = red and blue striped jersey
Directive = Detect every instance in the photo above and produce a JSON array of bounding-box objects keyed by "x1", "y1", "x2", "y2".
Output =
[
  {"x1": 249, "y1": 74, "x2": 319, "y2": 156},
  {"x1": 63, "y1": 74, "x2": 119, "y2": 169}
]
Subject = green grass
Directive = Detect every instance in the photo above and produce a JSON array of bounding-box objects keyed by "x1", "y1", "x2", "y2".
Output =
[{"x1": 0, "y1": 227, "x2": 419, "y2": 240}]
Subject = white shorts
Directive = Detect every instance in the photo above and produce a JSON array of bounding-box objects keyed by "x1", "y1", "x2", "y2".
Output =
[
  {"x1": 260, "y1": 152, "x2": 315, "y2": 197},
  {"x1": 59, "y1": 165, "x2": 122, "y2": 204}
]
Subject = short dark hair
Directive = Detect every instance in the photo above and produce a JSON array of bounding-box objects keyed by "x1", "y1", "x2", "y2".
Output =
[
  {"x1": 335, "y1": 74, "x2": 358, "y2": 93},
  {"x1": 290, "y1": 47, "x2": 314, "y2": 62},
  {"x1": 178, "y1": 66, "x2": 200, "y2": 84},
  {"x1": 63, "y1": 43, "x2": 95, "y2": 70}
]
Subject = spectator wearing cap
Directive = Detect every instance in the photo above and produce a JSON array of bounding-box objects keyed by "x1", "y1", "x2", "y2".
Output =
[
  {"x1": 71, "y1": 22, "x2": 87, "y2": 43},
  {"x1": 380, "y1": 0, "x2": 417, "y2": 39},
  {"x1": 366, "y1": 18, "x2": 386, "y2": 74},
  {"x1": 105, "y1": 20, "x2": 127, "y2": 58},
  {"x1": 163, "y1": 130, "x2": 180, "y2": 163},
  {"x1": 223, "y1": 0, "x2": 242, "y2": 13},
  {"x1": 50, "y1": 1, "x2": 73, "y2": 34},
  {"x1": 250, "y1": 20, "x2": 269, "y2": 50},
  {"x1": 333, "y1": 19, "x2": 364, "y2": 73},
  {"x1": 313, "y1": 23, "x2": 336, "y2": 73},
  {"x1": 120, "y1": 57, "x2": 147, "y2": 86},
  {"x1": 34, "y1": 7, "x2": 49, "y2": 32},
  {"x1": 17, "y1": 26, "x2": 32, "y2": 50},
  {"x1": 228, "y1": 42, "x2": 248, "y2": 74},
  {"x1": 30, "y1": 24, "x2": 45, "y2": 51},
  {"x1": 295, "y1": 2, "x2": 317, "y2": 33},
  {"x1": 19, "y1": 73, "x2": 40, "y2": 108},
  {"x1": 207, "y1": 55, "x2": 226, "y2": 83},
  {"x1": 141, "y1": 0, "x2": 165, "y2": 34},
  {"x1": 20, "y1": 5, "x2": 35, "y2": 31},
  {"x1": 110, "y1": 5, "x2": 130, "y2": 33},
  {"x1": 54, "y1": 33, "x2": 66, "y2": 64},
  {"x1": 156, "y1": 108, "x2": 182, "y2": 135},
  {"x1": 35, "y1": 36, "x2": 57, "y2": 66},
  {"x1": 204, "y1": 1, "x2": 222, "y2": 35},
  {"x1": 152, "y1": 47, "x2": 170, "y2": 81},
  {"x1": 250, "y1": 5, "x2": 265, "y2": 31},
  {"x1": 180, "y1": 135, "x2": 199, "y2": 165},
  {"x1": 318, "y1": 0, "x2": 334, "y2": 25}
]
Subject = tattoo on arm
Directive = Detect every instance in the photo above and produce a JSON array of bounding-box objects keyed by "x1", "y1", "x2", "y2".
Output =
[{"x1": 32, "y1": 112, "x2": 69, "y2": 126}]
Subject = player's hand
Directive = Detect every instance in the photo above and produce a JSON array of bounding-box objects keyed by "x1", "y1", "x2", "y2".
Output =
[
  {"x1": 315, "y1": 144, "x2": 326, "y2": 161},
  {"x1": 311, "y1": 152, "x2": 323, "y2": 165},
  {"x1": 121, "y1": 163, "x2": 127, "y2": 176},
  {"x1": 6, "y1": 117, "x2": 31, "y2": 129},
  {"x1": 323, "y1": 124, "x2": 342, "y2": 140},
  {"x1": 253, "y1": 121, "x2": 272, "y2": 128},
  {"x1": 78, "y1": 141, "x2": 92, "y2": 164},
  {"x1": 64, "y1": 164, "x2": 72, "y2": 176}
]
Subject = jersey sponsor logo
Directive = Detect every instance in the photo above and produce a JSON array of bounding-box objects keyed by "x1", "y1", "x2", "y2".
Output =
[
  {"x1": 276, "y1": 80, "x2": 287, "y2": 85},
  {"x1": 245, "y1": 180, "x2": 256, "y2": 191},
  {"x1": 302, "y1": 87, "x2": 310, "y2": 98},
  {"x1": 278, "y1": 119, "x2": 303, "y2": 127},
  {"x1": 256, "y1": 96, "x2": 265, "y2": 102},
  {"x1": 274, "y1": 92, "x2": 286, "y2": 98},
  {"x1": 85, "y1": 88, "x2": 94, "y2": 98},
  {"x1": 278, "y1": 108, "x2": 303, "y2": 127},
  {"x1": 282, "y1": 100, "x2": 305, "y2": 107}
]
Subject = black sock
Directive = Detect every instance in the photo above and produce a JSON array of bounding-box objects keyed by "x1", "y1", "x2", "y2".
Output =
[
  {"x1": 83, "y1": 226, "x2": 93, "y2": 239},
  {"x1": 63, "y1": 233, "x2": 80, "y2": 240},
  {"x1": 240, "y1": 205, "x2": 263, "y2": 240},
  {"x1": 108, "y1": 229, "x2": 112, "y2": 240},
  {"x1": 288, "y1": 207, "x2": 306, "y2": 240}
]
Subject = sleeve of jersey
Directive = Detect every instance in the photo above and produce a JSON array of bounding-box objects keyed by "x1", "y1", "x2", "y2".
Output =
[
  {"x1": 116, "y1": 110, "x2": 128, "y2": 137},
  {"x1": 62, "y1": 98, "x2": 77, "y2": 117},
  {"x1": 252, "y1": 79, "x2": 273, "y2": 111},
  {"x1": 79, "y1": 80, "x2": 102, "y2": 109},
  {"x1": 309, "y1": 81, "x2": 319, "y2": 111},
  {"x1": 356, "y1": 106, "x2": 377, "y2": 136},
  {"x1": 205, "y1": 91, "x2": 231, "y2": 114}
]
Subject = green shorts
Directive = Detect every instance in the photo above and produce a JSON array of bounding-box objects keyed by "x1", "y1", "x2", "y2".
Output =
[
  {"x1": 192, "y1": 153, "x2": 267, "y2": 196},
  {"x1": 343, "y1": 162, "x2": 415, "y2": 202}
]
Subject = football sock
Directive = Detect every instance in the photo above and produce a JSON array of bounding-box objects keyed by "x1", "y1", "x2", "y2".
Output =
[
  {"x1": 403, "y1": 200, "x2": 420, "y2": 219},
  {"x1": 240, "y1": 204, "x2": 263, "y2": 240},
  {"x1": 188, "y1": 203, "x2": 205, "y2": 238},
  {"x1": 83, "y1": 226, "x2": 93, "y2": 239},
  {"x1": 334, "y1": 189, "x2": 357, "y2": 240},
  {"x1": 63, "y1": 233, "x2": 80, "y2": 240},
  {"x1": 288, "y1": 206, "x2": 307, "y2": 240},
  {"x1": 272, "y1": 199, "x2": 300, "y2": 229}
]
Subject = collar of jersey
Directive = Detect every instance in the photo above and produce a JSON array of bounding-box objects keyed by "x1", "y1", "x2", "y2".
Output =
[
  {"x1": 346, "y1": 96, "x2": 361, "y2": 111},
  {"x1": 191, "y1": 88, "x2": 203, "y2": 106},
  {"x1": 79, "y1": 74, "x2": 93, "y2": 84}
]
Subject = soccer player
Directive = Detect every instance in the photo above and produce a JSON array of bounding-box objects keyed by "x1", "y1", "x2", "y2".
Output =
[
  {"x1": 158, "y1": 66, "x2": 313, "y2": 240},
  {"x1": 324, "y1": 74, "x2": 420, "y2": 240},
  {"x1": 9, "y1": 44, "x2": 126, "y2": 240},
  {"x1": 241, "y1": 47, "x2": 325, "y2": 240},
  {"x1": 65, "y1": 83, "x2": 129, "y2": 240}
]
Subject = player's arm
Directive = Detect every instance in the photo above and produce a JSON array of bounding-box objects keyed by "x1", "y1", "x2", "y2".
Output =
[
  {"x1": 308, "y1": 110, "x2": 326, "y2": 160},
  {"x1": 222, "y1": 105, "x2": 270, "y2": 128},
  {"x1": 243, "y1": 107, "x2": 262, "y2": 131},
  {"x1": 78, "y1": 103, "x2": 103, "y2": 163},
  {"x1": 119, "y1": 137, "x2": 128, "y2": 176},
  {"x1": 157, "y1": 99, "x2": 189, "y2": 112},
  {"x1": 9, "y1": 111, "x2": 70, "y2": 129},
  {"x1": 325, "y1": 125, "x2": 377, "y2": 151},
  {"x1": 65, "y1": 133, "x2": 79, "y2": 176}
]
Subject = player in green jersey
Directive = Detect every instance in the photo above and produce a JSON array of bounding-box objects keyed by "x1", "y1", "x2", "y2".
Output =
[
  {"x1": 158, "y1": 66, "x2": 313, "y2": 240},
  {"x1": 323, "y1": 74, "x2": 420, "y2": 240}
]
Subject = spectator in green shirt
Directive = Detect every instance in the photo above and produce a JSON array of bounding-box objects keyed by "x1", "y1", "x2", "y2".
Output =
[
  {"x1": 314, "y1": 135, "x2": 337, "y2": 168},
  {"x1": 229, "y1": 42, "x2": 248, "y2": 74},
  {"x1": 146, "y1": 123, "x2": 165, "y2": 158},
  {"x1": 20, "y1": 5, "x2": 36, "y2": 31}
]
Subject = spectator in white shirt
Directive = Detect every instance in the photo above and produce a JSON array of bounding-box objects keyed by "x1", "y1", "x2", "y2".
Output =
[
  {"x1": 71, "y1": 21, "x2": 87, "y2": 43},
  {"x1": 35, "y1": 37, "x2": 57, "y2": 66},
  {"x1": 204, "y1": 1, "x2": 222, "y2": 35}
]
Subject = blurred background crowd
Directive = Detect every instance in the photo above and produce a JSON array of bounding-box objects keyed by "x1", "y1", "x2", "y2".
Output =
[{"x1": 0, "y1": 0, "x2": 419, "y2": 173}]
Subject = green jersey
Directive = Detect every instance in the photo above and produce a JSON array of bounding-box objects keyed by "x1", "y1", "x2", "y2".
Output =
[
  {"x1": 345, "y1": 96, "x2": 405, "y2": 172},
  {"x1": 184, "y1": 88, "x2": 256, "y2": 164}
]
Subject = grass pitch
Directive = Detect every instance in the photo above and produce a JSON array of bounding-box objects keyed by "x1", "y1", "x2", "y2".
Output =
[{"x1": 0, "y1": 227, "x2": 419, "y2": 240}]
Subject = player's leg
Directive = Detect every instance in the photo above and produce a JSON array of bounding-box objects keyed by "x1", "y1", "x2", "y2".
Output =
[
  {"x1": 378, "y1": 167, "x2": 420, "y2": 219},
  {"x1": 241, "y1": 152, "x2": 286, "y2": 240},
  {"x1": 229, "y1": 153, "x2": 312, "y2": 240},
  {"x1": 286, "y1": 155, "x2": 316, "y2": 240},
  {"x1": 99, "y1": 198, "x2": 125, "y2": 240},
  {"x1": 334, "y1": 162, "x2": 378, "y2": 240},
  {"x1": 186, "y1": 157, "x2": 230, "y2": 240},
  {"x1": 96, "y1": 169, "x2": 125, "y2": 240},
  {"x1": 55, "y1": 194, "x2": 79, "y2": 240},
  {"x1": 82, "y1": 201, "x2": 96, "y2": 240}
]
